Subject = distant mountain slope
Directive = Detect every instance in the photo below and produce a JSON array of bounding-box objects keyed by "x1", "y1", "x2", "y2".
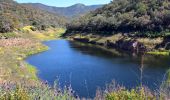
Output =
[
  {"x1": 0, "y1": 0, "x2": 67, "y2": 33},
  {"x1": 66, "y1": 0, "x2": 170, "y2": 37},
  {"x1": 23, "y1": 3, "x2": 103, "y2": 18}
]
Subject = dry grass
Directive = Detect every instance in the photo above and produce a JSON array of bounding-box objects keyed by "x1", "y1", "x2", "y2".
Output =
[
  {"x1": 0, "y1": 38, "x2": 34, "y2": 47},
  {"x1": 30, "y1": 28, "x2": 66, "y2": 41},
  {"x1": 0, "y1": 39, "x2": 47, "y2": 85},
  {"x1": 0, "y1": 27, "x2": 65, "y2": 85},
  {"x1": 69, "y1": 33, "x2": 164, "y2": 52},
  {"x1": 137, "y1": 37, "x2": 163, "y2": 49}
]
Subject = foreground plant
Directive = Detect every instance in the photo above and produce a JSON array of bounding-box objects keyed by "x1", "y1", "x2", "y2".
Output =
[
  {"x1": 94, "y1": 81, "x2": 170, "y2": 100},
  {"x1": 0, "y1": 81, "x2": 77, "y2": 100}
]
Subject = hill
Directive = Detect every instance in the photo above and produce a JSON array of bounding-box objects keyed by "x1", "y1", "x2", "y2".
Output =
[
  {"x1": 0, "y1": 0, "x2": 67, "y2": 33},
  {"x1": 23, "y1": 3, "x2": 103, "y2": 18},
  {"x1": 66, "y1": 0, "x2": 170, "y2": 37}
]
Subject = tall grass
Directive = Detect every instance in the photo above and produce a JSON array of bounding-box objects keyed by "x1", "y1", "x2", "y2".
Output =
[
  {"x1": 0, "y1": 81, "x2": 76, "y2": 100},
  {"x1": 95, "y1": 82, "x2": 157, "y2": 100}
]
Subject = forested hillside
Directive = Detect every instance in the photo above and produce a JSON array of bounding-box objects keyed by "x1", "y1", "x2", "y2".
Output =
[
  {"x1": 24, "y1": 3, "x2": 103, "y2": 18},
  {"x1": 67, "y1": 0, "x2": 170, "y2": 37},
  {"x1": 0, "y1": 0, "x2": 67, "y2": 33}
]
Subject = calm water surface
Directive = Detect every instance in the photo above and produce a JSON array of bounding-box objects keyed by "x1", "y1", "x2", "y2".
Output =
[{"x1": 26, "y1": 40, "x2": 170, "y2": 98}]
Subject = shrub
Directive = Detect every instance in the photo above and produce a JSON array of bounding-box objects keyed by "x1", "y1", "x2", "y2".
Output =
[
  {"x1": 22, "y1": 26, "x2": 36, "y2": 32},
  {"x1": 105, "y1": 88, "x2": 155, "y2": 100},
  {"x1": 0, "y1": 15, "x2": 14, "y2": 33}
]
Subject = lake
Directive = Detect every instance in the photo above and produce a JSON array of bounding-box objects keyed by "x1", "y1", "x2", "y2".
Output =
[{"x1": 26, "y1": 40, "x2": 170, "y2": 98}]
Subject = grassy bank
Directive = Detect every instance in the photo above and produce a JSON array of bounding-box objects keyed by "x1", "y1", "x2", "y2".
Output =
[
  {"x1": 0, "y1": 27, "x2": 66, "y2": 84},
  {"x1": 0, "y1": 27, "x2": 76, "y2": 99},
  {"x1": 147, "y1": 51, "x2": 170, "y2": 56},
  {"x1": 0, "y1": 38, "x2": 47, "y2": 84}
]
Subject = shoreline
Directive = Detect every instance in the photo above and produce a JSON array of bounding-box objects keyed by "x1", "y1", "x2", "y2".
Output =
[
  {"x1": 24, "y1": 30, "x2": 66, "y2": 84},
  {"x1": 1, "y1": 28, "x2": 170, "y2": 99},
  {"x1": 65, "y1": 33, "x2": 170, "y2": 56},
  {"x1": 0, "y1": 28, "x2": 78, "y2": 99},
  {"x1": 0, "y1": 28, "x2": 65, "y2": 85}
]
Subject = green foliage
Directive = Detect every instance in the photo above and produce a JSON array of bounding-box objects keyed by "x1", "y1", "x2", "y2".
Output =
[
  {"x1": 136, "y1": 2, "x2": 148, "y2": 15},
  {"x1": 94, "y1": 80, "x2": 167, "y2": 100},
  {"x1": 0, "y1": 32, "x2": 17, "y2": 39},
  {"x1": 147, "y1": 51, "x2": 170, "y2": 56},
  {"x1": 67, "y1": 0, "x2": 170, "y2": 37},
  {"x1": 0, "y1": 85, "x2": 29, "y2": 100},
  {"x1": 0, "y1": 0, "x2": 67, "y2": 33},
  {"x1": 105, "y1": 88, "x2": 155, "y2": 100},
  {"x1": 0, "y1": 83, "x2": 76, "y2": 100}
]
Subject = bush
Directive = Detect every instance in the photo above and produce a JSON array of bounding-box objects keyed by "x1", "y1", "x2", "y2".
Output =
[
  {"x1": 105, "y1": 88, "x2": 155, "y2": 100},
  {"x1": 0, "y1": 15, "x2": 14, "y2": 33},
  {"x1": 67, "y1": 0, "x2": 170, "y2": 37}
]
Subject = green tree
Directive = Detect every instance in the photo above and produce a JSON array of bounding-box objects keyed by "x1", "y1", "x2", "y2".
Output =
[{"x1": 136, "y1": 2, "x2": 148, "y2": 15}]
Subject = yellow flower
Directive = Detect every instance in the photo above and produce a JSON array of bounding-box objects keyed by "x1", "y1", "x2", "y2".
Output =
[
  {"x1": 17, "y1": 57, "x2": 23, "y2": 60},
  {"x1": 50, "y1": 34, "x2": 54, "y2": 37},
  {"x1": 0, "y1": 48, "x2": 4, "y2": 54}
]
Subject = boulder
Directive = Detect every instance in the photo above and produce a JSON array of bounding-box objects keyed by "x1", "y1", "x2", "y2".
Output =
[
  {"x1": 115, "y1": 39, "x2": 147, "y2": 52},
  {"x1": 104, "y1": 40, "x2": 115, "y2": 47}
]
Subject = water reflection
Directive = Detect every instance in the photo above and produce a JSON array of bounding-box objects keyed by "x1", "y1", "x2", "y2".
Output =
[
  {"x1": 69, "y1": 41, "x2": 170, "y2": 68},
  {"x1": 26, "y1": 40, "x2": 170, "y2": 98},
  {"x1": 69, "y1": 41, "x2": 170, "y2": 90}
]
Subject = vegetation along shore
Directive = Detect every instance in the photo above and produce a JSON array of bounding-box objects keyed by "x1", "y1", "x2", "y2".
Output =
[
  {"x1": 65, "y1": 0, "x2": 170, "y2": 56},
  {"x1": 0, "y1": 0, "x2": 170, "y2": 99}
]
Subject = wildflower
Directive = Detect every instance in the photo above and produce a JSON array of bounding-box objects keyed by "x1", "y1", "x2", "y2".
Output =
[
  {"x1": 50, "y1": 34, "x2": 54, "y2": 37},
  {"x1": 17, "y1": 57, "x2": 22, "y2": 60}
]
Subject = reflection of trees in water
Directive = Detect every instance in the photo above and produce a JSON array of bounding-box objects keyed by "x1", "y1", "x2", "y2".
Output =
[
  {"x1": 143, "y1": 55, "x2": 170, "y2": 68},
  {"x1": 69, "y1": 41, "x2": 127, "y2": 58},
  {"x1": 70, "y1": 41, "x2": 170, "y2": 68},
  {"x1": 70, "y1": 40, "x2": 170, "y2": 98}
]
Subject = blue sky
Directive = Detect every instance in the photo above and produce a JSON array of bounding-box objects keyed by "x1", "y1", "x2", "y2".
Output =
[{"x1": 15, "y1": 0, "x2": 111, "y2": 7}]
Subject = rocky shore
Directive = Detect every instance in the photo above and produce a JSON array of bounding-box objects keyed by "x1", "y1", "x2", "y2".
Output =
[{"x1": 65, "y1": 33, "x2": 170, "y2": 55}]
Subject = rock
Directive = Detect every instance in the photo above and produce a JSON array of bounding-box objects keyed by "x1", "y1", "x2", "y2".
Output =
[
  {"x1": 115, "y1": 39, "x2": 147, "y2": 52},
  {"x1": 72, "y1": 37, "x2": 147, "y2": 53}
]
